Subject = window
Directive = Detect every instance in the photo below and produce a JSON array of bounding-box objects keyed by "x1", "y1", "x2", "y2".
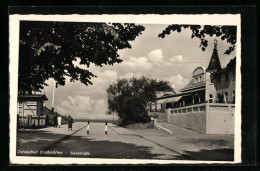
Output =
[
  {"x1": 195, "y1": 77, "x2": 198, "y2": 83},
  {"x1": 210, "y1": 74, "x2": 213, "y2": 83},
  {"x1": 218, "y1": 75, "x2": 221, "y2": 83},
  {"x1": 225, "y1": 72, "x2": 229, "y2": 81},
  {"x1": 209, "y1": 94, "x2": 213, "y2": 103},
  {"x1": 199, "y1": 76, "x2": 202, "y2": 82},
  {"x1": 217, "y1": 93, "x2": 223, "y2": 103}
]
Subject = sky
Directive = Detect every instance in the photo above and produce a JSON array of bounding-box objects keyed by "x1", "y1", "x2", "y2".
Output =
[{"x1": 42, "y1": 24, "x2": 236, "y2": 120}]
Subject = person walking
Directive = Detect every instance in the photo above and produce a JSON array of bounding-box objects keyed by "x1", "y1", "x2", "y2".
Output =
[
  {"x1": 57, "y1": 116, "x2": 62, "y2": 128},
  {"x1": 68, "y1": 115, "x2": 73, "y2": 131},
  {"x1": 53, "y1": 114, "x2": 58, "y2": 128}
]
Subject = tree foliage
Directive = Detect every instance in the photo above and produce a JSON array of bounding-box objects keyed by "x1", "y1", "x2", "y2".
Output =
[
  {"x1": 158, "y1": 25, "x2": 237, "y2": 55},
  {"x1": 106, "y1": 77, "x2": 173, "y2": 126},
  {"x1": 19, "y1": 21, "x2": 145, "y2": 93}
]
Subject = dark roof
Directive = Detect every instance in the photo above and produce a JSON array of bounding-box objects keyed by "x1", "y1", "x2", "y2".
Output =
[
  {"x1": 180, "y1": 79, "x2": 205, "y2": 92},
  {"x1": 206, "y1": 49, "x2": 222, "y2": 72},
  {"x1": 226, "y1": 57, "x2": 236, "y2": 70},
  {"x1": 212, "y1": 57, "x2": 236, "y2": 75},
  {"x1": 18, "y1": 94, "x2": 48, "y2": 101}
]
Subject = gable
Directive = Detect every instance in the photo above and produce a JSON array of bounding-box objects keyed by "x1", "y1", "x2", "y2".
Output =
[{"x1": 193, "y1": 67, "x2": 205, "y2": 76}]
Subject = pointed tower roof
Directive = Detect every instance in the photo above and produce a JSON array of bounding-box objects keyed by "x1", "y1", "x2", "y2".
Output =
[{"x1": 206, "y1": 39, "x2": 222, "y2": 72}]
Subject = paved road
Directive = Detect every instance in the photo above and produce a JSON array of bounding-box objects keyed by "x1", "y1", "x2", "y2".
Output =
[
  {"x1": 150, "y1": 122, "x2": 234, "y2": 161},
  {"x1": 40, "y1": 122, "x2": 184, "y2": 159},
  {"x1": 16, "y1": 122, "x2": 234, "y2": 161},
  {"x1": 16, "y1": 122, "x2": 87, "y2": 153}
]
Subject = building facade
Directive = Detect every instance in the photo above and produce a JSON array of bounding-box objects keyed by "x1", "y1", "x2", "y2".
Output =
[
  {"x1": 155, "y1": 40, "x2": 236, "y2": 134},
  {"x1": 149, "y1": 91, "x2": 176, "y2": 111},
  {"x1": 212, "y1": 57, "x2": 236, "y2": 104},
  {"x1": 17, "y1": 93, "x2": 48, "y2": 128}
]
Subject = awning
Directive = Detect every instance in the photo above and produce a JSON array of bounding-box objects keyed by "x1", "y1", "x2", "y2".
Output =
[
  {"x1": 156, "y1": 99, "x2": 167, "y2": 103},
  {"x1": 157, "y1": 96, "x2": 182, "y2": 104},
  {"x1": 164, "y1": 96, "x2": 182, "y2": 103}
]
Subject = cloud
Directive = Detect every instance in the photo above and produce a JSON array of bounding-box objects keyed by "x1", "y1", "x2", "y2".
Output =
[
  {"x1": 169, "y1": 55, "x2": 187, "y2": 62},
  {"x1": 56, "y1": 95, "x2": 110, "y2": 119},
  {"x1": 73, "y1": 69, "x2": 118, "y2": 100},
  {"x1": 43, "y1": 68, "x2": 119, "y2": 119},
  {"x1": 87, "y1": 69, "x2": 118, "y2": 87},
  {"x1": 101, "y1": 70, "x2": 118, "y2": 80},
  {"x1": 166, "y1": 74, "x2": 189, "y2": 91},
  {"x1": 123, "y1": 56, "x2": 152, "y2": 70},
  {"x1": 118, "y1": 72, "x2": 142, "y2": 79},
  {"x1": 148, "y1": 49, "x2": 164, "y2": 61}
]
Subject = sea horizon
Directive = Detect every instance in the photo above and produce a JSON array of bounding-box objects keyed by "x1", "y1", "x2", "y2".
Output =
[{"x1": 73, "y1": 118, "x2": 118, "y2": 123}]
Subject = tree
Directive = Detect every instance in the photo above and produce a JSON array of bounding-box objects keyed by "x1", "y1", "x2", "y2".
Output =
[
  {"x1": 106, "y1": 77, "x2": 173, "y2": 126},
  {"x1": 158, "y1": 25, "x2": 236, "y2": 55},
  {"x1": 19, "y1": 21, "x2": 145, "y2": 93}
]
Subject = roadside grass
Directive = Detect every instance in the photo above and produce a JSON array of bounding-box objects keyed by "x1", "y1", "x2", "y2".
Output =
[
  {"x1": 125, "y1": 122, "x2": 154, "y2": 129},
  {"x1": 113, "y1": 119, "x2": 154, "y2": 129}
]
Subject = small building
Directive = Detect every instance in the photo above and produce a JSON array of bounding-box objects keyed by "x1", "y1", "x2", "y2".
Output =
[{"x1": 17, "y1": 93, "x2": 48, "y2": 128}]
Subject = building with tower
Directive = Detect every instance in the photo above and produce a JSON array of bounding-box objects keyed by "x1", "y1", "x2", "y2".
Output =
[{"x1": 150, "y1": 39, "x2": 236, "y2": 134}]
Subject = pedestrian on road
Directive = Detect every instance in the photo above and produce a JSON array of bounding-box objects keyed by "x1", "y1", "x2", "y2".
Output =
[
  {"x1": 57, "y1": 116, "x2": 62, "y2": 128},
  {"x1": 68, "y1": 115, "x2": 73, "y2": 131},
  {"x1": 53, "y1": 114, "x2": 58, "y2": 128}
]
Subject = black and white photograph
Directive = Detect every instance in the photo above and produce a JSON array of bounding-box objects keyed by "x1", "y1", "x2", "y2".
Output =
[{"x1": 9, "y1": 14, "x2": 241, "y2": 164}]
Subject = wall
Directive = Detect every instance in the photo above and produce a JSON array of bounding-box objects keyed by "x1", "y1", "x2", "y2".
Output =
[
  {"x1": 167, "y1": 103, "x2": 235, "y2": 134},
  {"x1": 216, "y1": 78, "x2": 235, "y2": 103},
  {"x1": 149, "y1": 111, "x2": 167, "y2": 122},
  {"x1": 214, "y1": 68, "x2": 236, "y2": 103},
  {"x1": 167, "y1": 104, "x2": 207, "y2": 133},
  {"x1": 206, "y1": 103, "x2": 235, "y2": 134},
  {"x1": 151, "y1": 103, "x2": 155, "y2": 110},
  {"x1": 156, "y1": 103, "x2": 162, "y2": 110},
  {"x1": 18, "y1": 115, "x2": 46, "y2": 128},
  {"x1": 37, "y1": 100, "x2": 43, "y2": 115},
  {"x1": 205, "y1": 72, "x2": 217, "y2": 102},
  {"x1": 18, "y1": 100, "x2": 45, "y2": 117},
  {"x1": 214, "y1": 69, "x2": 235, "y2": 90},
  {"x1": 20, "y1": 101, "x2": 38, "y2": 116}
]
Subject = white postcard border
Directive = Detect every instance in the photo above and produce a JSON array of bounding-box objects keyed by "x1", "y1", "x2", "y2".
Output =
[{"x1": 9, "y1": 14, "x2": 241, "y2": 165}]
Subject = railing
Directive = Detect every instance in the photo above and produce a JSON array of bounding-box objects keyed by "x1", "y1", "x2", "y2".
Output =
[
  {"x1": 167, "y1": 102, "x2": 235, "y2": 115},
  {"x1": 168, "y1": 103, "x2": 207, "y2": 115}
]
